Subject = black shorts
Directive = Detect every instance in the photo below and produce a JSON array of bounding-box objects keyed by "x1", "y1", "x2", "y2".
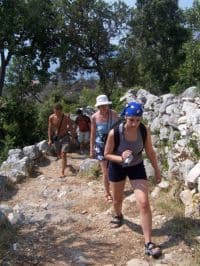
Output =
[{"x1": 108, "y1": 161, "x2": 147, "y2": 182}]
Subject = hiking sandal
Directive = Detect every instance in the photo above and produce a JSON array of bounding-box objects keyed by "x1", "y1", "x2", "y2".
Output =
[
  {"x1": 145, "y1": 242, "x2": 162, "y2": 258},
  {"x1": 110, "y1": 214, "x2": 123, "y2": 228}
]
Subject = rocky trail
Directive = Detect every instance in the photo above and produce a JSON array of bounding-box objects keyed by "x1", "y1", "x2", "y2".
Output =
[{"x1": 1, "y1": 153, "x2": 199, "y2": 266}]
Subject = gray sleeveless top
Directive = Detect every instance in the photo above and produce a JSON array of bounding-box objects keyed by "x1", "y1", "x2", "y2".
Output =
[{"x1": 116, "y1": 123, "x2": 143, "y2": 166}]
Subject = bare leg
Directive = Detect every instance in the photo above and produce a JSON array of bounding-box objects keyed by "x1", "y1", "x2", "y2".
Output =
[
  {"x1": 130, "y1": 179, "x2": 152, "y2": 243},
  {"x1": 84, "y1": 142, "x2": 89, "y2": 152},
  {"x1": 82, "y1": 141, "x2": 86, "y2": 150},
  {"x1": 110, "y1": 180, "x2": 126, "y2": 216},
  {"x1": 85, "y1": 141, "x2": 90, "y2": 153},
  {"x1": 61, "y1": 152, "x2": 67, "y2": 177},
  {"x1": 80, "y1": 142, "x2": 84, "y2": 153},
  {"x1": 100, "y1": 160, "x2": 112, "y2": 200}
]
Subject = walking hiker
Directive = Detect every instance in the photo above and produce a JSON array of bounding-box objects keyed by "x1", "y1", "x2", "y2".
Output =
[
  {"x1": 90, "y1": 95, "x2": 119, "y2": 203},
  {"x1": 48, "y1": 103, "x2": 76, "y2": 177},
  {"x1": 104, "y1": 101, "x2": 162, "y2": 258},
  {"x1": 75, "y1": 108, "x2": 91, "y2": 154}
]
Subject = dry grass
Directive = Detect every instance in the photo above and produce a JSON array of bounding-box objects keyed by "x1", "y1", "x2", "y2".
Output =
[
  {"x1": 154, "y1": 189, "x2": 184, "y2": 216},
  {"x1": 0, "y1": 223, "x2": 16, "y2": 263},
  {"x1": 151, "y1": 184, "x2": 200, "y2": 266}
]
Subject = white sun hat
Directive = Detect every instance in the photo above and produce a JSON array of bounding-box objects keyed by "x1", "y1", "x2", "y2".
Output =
[{"x1": 95, "y1": 95, "x2": 112, "y2": 107}]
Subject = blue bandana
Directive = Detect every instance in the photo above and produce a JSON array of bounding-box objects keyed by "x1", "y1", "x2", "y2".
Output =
[{"x1": 121, "y1": 101, "x2": 143, "y2": 117}]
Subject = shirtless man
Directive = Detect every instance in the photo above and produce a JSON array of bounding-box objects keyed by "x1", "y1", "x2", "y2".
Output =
[{"x1": 48, "y1": 103, "x2": 75, "y2": 177}]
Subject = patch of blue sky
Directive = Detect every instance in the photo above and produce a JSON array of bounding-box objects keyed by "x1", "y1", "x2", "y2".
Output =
[{"x1": 105, "y1": 0, "x2": 193, "y2": 9}]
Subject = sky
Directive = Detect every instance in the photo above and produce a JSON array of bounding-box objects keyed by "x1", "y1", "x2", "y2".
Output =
[{"x1": 107, "y1": 0, "x2": 193, "y2": 9}]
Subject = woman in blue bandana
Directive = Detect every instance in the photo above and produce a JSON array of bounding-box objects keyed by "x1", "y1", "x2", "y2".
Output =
[{"x1": 104, "y1": 101, "x2": 162, "y2": 258}]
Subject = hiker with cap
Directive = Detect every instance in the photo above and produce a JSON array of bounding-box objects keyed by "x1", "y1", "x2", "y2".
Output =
[
  {"x1": 104, "y1": 101, "x2": 162, "y2": 258},
  {"x1": 75, "y1": 108, "x2": 91, "y2": 154},
  {"x1": 90, "y1": 95, "x2": 119, "y2": 203}
]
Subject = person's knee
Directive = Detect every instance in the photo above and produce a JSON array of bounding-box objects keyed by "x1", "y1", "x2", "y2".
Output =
[
  {"x1": 138, "y1": 200, "x2": 150, "y2": 212},
  {"x1": 61, "y1": 152, "x2": 67, "y2": 159},
  {"x1": 102, "y1": 172, "x2": 109, "y2": 179}
]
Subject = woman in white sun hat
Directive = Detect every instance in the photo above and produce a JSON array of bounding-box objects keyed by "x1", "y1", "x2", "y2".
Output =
[{"x1": 90, "y1": 95, "x2": 119, "y2": 203}]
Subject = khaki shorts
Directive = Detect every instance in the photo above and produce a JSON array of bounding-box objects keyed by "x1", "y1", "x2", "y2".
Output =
[
  {"x1": 77, "y1": 131, "x2": 90, "y2": 143},
  {"x1": 54, "y1": 135, "x2": 70, "y2": 154}
]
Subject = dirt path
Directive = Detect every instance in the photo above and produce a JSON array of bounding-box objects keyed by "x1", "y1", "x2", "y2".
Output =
[{"x1": 1, "y1": 154, "x2": 197, "y2": 266}]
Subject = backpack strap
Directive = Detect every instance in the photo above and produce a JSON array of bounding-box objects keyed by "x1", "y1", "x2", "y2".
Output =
[
  {"x1": 113, "y1": 122, "x2": 124, "y2": 152},
  {"x1": 139, "y1": 122, "x2": 147, "y2": 145},
  {"x1": 138, "y1": 122, "x2": 147, "y2": 154},
  {"x1": 113, "y1": 127, "x2": 119, "y2": 153},
  {"x1": 57, "y1": 114, "x2": 64, "y2": 135}
]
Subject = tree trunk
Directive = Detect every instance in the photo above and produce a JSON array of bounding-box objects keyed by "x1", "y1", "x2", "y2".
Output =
[
  {"x1": 0, "y1": 50, "x2": 12, "y2": 96},
  {"x1": 0, "y1": 64, "x2": 6, "y2": 97},
  {"x1": 97, "y1": 69, "x2": 109, "y2": 97}
]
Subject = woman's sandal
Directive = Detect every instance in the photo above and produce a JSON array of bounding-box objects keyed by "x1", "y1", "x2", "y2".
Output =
[
  {"x1": 145, "y1": 242, "x2": 162, "y2": 258},
  {"x1": 59, "y1": 175, "x2": 66, "y2": 178},
  {"x1": 105, "y1": 194, "x2": 113, "y2": 203},
  {"x1": 110, "y1": 214, "x2": 124, "y2": 228}
]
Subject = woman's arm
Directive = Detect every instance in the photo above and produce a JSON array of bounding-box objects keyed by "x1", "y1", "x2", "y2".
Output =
[
  {"x1": 48, "y1": 115, "x2": 53, "y2": 145},
  {"x1": 144, "y1": 127, "x2": 162, "y2": 183},
  {"x1": 90, "y1": 115, "x2": 96, "y2": 158},
  {"x1": 104, "y1": 129, "x2": 123, "y2": 163}
]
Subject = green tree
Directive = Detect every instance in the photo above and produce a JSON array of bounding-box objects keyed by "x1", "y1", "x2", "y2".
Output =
[
  {"x1": 56, "y1": 0, "x2": 129, "y2": 96},
  {"x1": 185, "y1": 0, "x2": 200, "y2": 33},
  {"x1": 6, "y1": 56, "x2": 43, "y2": 101},
  {"x1": 114, "y1": 38, "x2": 141, "y2": 88},
  {"x1": 0, "y1": 97, "x2": 39, "y2": 162},
  {"x1": 171, "y1": 1, "x2": 200, "y2": 93},
  {"x1": 171, "y1": 41, "x2": 200, "y2": 93},
  {"x1": 127, "y1": 0, "x2": 190, "y2": 94},
  {"x1": 0, "y1": 0, "x2": 59, "y2": 96}
]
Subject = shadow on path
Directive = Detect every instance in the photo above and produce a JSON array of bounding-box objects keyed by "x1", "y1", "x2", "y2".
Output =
[
  {"x1": 124, "y1": 216, "x2": 200, "y2": 251},
  {"x1": 2, "y1": 220, "x2": 120, "y2": 265}
]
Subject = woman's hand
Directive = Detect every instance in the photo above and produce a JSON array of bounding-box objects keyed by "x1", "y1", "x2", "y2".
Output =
[
  {"x1": 155, "y1": 169, "x2": 162, "y2": 184},
  {"x1": 121, "y1": 150, "x2": 132, "y2": 161}
]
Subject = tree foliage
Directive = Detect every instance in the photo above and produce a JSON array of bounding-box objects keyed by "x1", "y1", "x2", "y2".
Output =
[
  {"x1": 171, "y1": 1, "x2": 200, "y2": 93},
  {"x1": 55, "y1": 0, "x2": 129, "y2": 96},
  {"x1": 6, "y1": 56, "x2": 43, "y2": 101},
  {"x1": 0, "y1": 0, "x2": 200, "y2": 161},
  {"x1": 0, "y1": 97, "x2": 39, "y2": 162},
  {"x1": 126, "y1": 0, "x2": 190, "y2": 94},
  {"x1": 185, "y1": 0, "x2": 200, "y2": 34},
  {"x1": 0, "y1": 0, "x2": 59, "y2": 96}
]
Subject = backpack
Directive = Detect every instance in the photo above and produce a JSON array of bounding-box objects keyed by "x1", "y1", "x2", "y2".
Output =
[{"x1": 109, "y1": 118, "x2": 147, "y2": 153}]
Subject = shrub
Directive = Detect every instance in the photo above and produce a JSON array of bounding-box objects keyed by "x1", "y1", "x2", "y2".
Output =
[{"x1": 0, "y1": 98, "x2": 39, "y2": 163}]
